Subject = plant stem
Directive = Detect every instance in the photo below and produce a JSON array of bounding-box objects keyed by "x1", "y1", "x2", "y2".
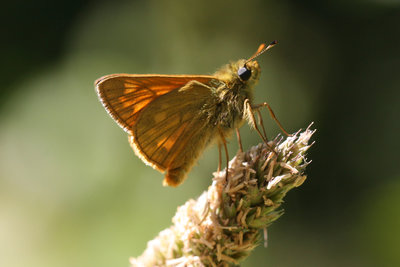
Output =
[{"x1": 131, "y1": 126, "x2": 315, "y2": 267}]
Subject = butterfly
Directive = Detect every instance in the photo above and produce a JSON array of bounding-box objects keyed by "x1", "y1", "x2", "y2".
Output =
[{"x1": 95, "y1": 41, "x2": 287, "y2": 187}]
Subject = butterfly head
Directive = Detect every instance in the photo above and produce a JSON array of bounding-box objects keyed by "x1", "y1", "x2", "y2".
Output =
[
  {"x1": 214, "y1": 41, "x2": 277, "y2": 89},
  {"x1": 213, "y1": 58, "x2": 261, "y2": 88},
  {"x1": 236, "y1": 59, "x2": 260, "y2": 84},
  {"x1": 212, "y1": 59, "x2": 261, "y2": 91}
]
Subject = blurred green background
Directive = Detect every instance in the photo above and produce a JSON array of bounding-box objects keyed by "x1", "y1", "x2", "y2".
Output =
[{"x1": 1, "y1": 0, "x2": 400, "y2": 266}]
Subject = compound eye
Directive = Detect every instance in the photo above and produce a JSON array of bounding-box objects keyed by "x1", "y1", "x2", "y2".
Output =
[{"x1": 238, "y1": 66, "x2": 251, "y2": 81}]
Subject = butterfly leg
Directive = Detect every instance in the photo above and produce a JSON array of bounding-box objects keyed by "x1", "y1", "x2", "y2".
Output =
[
  {"x1": 263, "y1": 227, "x2": 268, "y2": 248},
  {"x1": 252, "y1": 102, "x2": 291, "y2": 136},
  {"x1": 255, "y1": 109, "x2": 268, "y2": 141},
  {"x1": 218, "y1": 128, "x2": 230, "y2": 182},
  {"x1": 218, "y1": 143, "x2": 222, "y2": 172},
  {"x1": 235, "y1": 128, "x2": 243, "y2": 152},
  {"x1": 244, "y1": 99, "x2": 277, "y2": 155},
  {"x1": 244, "y1": 99, "x2": 268, "y2": 143}
]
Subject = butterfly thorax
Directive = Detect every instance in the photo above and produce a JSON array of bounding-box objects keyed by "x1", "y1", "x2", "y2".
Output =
[{"x1": 206, "y1": 59, "x2": 261, "y2": 131}]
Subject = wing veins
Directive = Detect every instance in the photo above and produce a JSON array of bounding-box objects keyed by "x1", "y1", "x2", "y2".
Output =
[
  {"x1": 138, "y1": 105, "x2": 194, "y2": 138},
  {"x1": 140, "y1": 113, "x2": 193, "y2": 151}
]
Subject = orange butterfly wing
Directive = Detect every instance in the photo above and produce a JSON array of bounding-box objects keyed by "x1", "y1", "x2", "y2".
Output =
[
  {"x1": 95, "y1": 74, "x2": 218, "y2": 186},
  {"x1": 95, "y1": 74, "x2": 214, "y2": 134}
]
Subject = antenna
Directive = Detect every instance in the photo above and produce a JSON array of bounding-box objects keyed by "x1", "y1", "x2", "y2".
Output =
[{"x1": 245, "y1": 40, "x2": 278, "y2": 64}]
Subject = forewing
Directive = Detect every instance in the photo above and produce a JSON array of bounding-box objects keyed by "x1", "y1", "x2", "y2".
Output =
[{"x1": 95, "y1": 74, "x2": 214, "y2": 134}]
